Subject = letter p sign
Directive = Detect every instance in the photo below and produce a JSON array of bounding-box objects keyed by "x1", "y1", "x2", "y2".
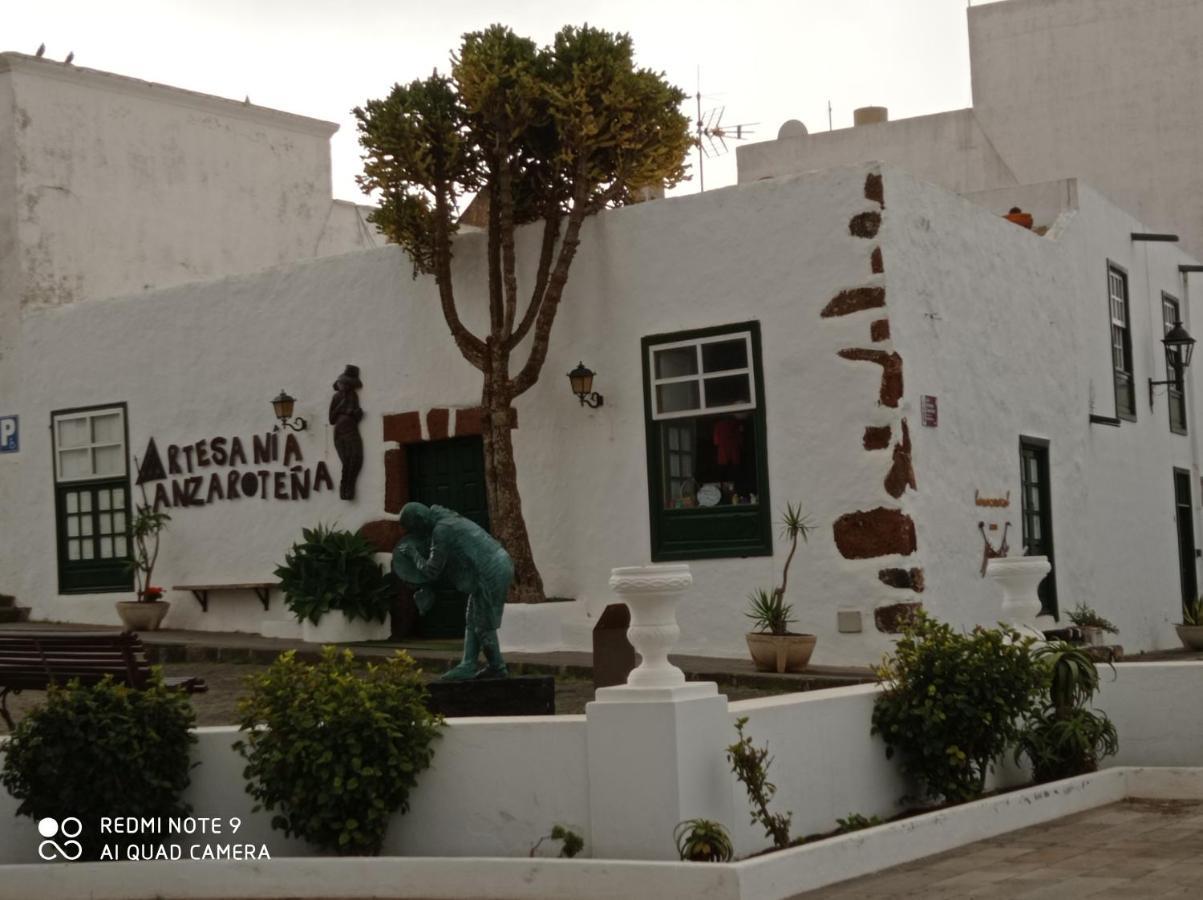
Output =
[{"x1": 0, "y1": 416, "x2": 18, "y2": 453}]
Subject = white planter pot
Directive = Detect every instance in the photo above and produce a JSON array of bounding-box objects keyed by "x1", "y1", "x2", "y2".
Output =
[
  {"x1": 608, "y1": 564, "x2": 692, "y2": 689},
  {"x1": 301, "y1": 613, "x2": 391, "y2": 644},
  {"x1": 986, "y1": 555, "x2": 1050, "y2": 638}
]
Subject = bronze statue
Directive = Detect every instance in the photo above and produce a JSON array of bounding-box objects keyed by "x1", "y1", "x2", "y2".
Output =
[
  {"x1": 392, "y1": 502, "x2": 512, "y2": 680},
  {"x1": 329, "y1": 365, "x2": 364, "y2": 501}
]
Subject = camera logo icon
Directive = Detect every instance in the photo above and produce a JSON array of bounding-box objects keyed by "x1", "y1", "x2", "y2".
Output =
[{"x1": 37, "y1": 817, "x2": 84, "y2": 861}]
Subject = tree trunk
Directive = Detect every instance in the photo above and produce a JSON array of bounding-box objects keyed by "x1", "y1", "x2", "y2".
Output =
[{"x1": 481, "y1": 362, "x2": 545, "y2": 603}]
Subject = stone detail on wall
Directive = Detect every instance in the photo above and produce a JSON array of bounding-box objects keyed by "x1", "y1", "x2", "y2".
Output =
[
  {"x1": 864, "y1": 172, "x2": 884, "y2": 208},
  {"x1": 455, "y1": 407, "x2": 483, "y2": 436},
  {"x1": 878, "y1": 567, "x2": 925, "y2": 592},
  {"x1": 383, "y1": 411, "x2": 422, "y2": 444},
  {"x1": 832, "y1": 507, "x2": 917, "y2": 559},
  {"x1": 849, "y1": 211, "x2": 881, "y2": 239},
  {"x1": 836, "y1": 348, "x2": 903, "y2": 408},
  {"x1": 358, "y1": 519, "x2": 405, "y2": 554},
  {"x1": 863, "y1": 425, "x2": 892, "y2": 450},
  {"x1": 871, "y1": 247, "x2": 884, "y2": 274},
  {"x1": 874, "y1": 602, "x2": 921, "y2": 633},
  {"x1": 884, "y1": 419, "x2": 916, "y2": 498},
  {"x1": 426, "y1": 407, "x2": 450, "y2": 441},
  {"x1": 870, "y1": 318, "x2": 890, "y2": 342},
  {"x1": 821, "y1": 287, "x2": 886, "y2": 318}
]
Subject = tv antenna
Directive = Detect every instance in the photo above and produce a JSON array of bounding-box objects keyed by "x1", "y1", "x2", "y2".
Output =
[{"x1": 695, "y1": 69, "x2": 756, "y2": 192}]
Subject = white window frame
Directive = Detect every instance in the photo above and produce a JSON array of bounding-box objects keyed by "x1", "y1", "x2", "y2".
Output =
[
  {"x1": 52, "y1": 406, "x2": 127, "y2": 483},
  {"x1": 647, "y1": 331, "x2": 757, "y2": 421}
]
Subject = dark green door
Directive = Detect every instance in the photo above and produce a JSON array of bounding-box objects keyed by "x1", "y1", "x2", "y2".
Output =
[
  {"x1": 1020, "y1": 439, "x2": 1057, "y2": 617},
  {"x1": 406, "y1": 437, "x2": 489, "y2": 637},
  {"x1": 1173, "y1": 469, "x2": 1197, "y2": 613}
]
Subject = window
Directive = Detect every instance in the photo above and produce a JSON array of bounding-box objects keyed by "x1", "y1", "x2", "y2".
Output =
[
  {"x1": 1108, "y1": 263, "x2": 1135, "y2": 419},
  {"x1": 1019, "y1": 437, "x2": 1057, "y2": 617},
  {"x1": 1164, "y1": 293, "x2": 1188, "y2": 435},
  {"x1": 642, "y1": 322, "x2": 771, "y2": 560},
  {"x1": 52, "y1": 405, "x2": 133, "y2": 593}
]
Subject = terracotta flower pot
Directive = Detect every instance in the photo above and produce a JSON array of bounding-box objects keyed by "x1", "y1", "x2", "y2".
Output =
[
  {"x1": 745, "y1": 632, "x2": 816, "y2": 673},
  {"x1": 115, "y1": 600, "x2": 170, "y2": 632},
  {"x1": 1175, "y1": 624, "x2": 1203, "y2": 651}
]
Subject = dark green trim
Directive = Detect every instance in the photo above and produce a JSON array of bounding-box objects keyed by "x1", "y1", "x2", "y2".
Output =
[
  {"x1": 641, "y1": 321, "x2": 772, "y2": 561},
  {"x1": 1019, "y1": 436, "x2": 1057, "y2": 619},
  {"x1": 1162, "y1": 292, "x2": 1189, "y2": 436},
  {"x1": 1107, "y1": 260, "x2": 1137, "y2": 422},
  {"x1": 50, "y1": 403, "x2": 134, "y2": 594}
]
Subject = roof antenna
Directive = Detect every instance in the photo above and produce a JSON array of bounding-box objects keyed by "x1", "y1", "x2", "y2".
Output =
[{"x1": 694, "y1": 67, "x2": 756, "y2": 193}]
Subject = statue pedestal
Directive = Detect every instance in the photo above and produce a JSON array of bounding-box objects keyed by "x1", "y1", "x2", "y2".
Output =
[
  {"x1": 585, "y1": 564, "x2": 735, "y2": 859},
  {"x1": 986, "y1": 555, "x2": 1051, "y2": 642},
  {"x1": 425, "y1": 675, "x2": 555, "y2": 718}
]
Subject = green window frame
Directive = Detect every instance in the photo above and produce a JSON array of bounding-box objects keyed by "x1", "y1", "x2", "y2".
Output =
[
  {"x1": 1163, "y1": 293, "x2": 1188, "y2": 435},
  {"x1": 641, "y1": 321, "x2": 772, "y2": 561},
  {"x1": 1108, "y1": 262, "x2": 1136, "y2": 420},
  {"x1": 51, "y1": 403, "x2": 134, "y2": 593}
]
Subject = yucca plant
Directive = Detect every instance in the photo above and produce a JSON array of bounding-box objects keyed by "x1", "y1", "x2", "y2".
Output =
[
  {"x1": 1183, "y1": 596, "x2": 1203, "y2": 626},
  {"x1": 745, "y1": 502, "x2": 813, "y2": 635},
  {"x1": 674, "y1": 818, "x2": 734, "y2": 862}
]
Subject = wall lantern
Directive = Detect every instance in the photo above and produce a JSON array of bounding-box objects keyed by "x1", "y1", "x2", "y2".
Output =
[
  {"x1": 271, "y1": 389, "x2": 308, "y2": 432},
  {"x1": 1148, "y1": 321, "x2": 1197, "y2": 407},
  {"x1": 567, "y1": 362, "x2": 604, "y2": 409}
]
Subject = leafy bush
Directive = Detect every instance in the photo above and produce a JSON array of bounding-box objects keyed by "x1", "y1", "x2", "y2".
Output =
[
  {"x1": 1016, "y1": 642, "x2": 1118, "y2": 783},
  {"x1": 674, "y1": 818, "x2": 733, "y2": 862},
  {"x1": 0, "y1": 674, "x2": 196, "y2": 860},
  {"x1": 871, "y1": 612, "x2": 1044, "y2": 803},
  {"x1": 1067, "y1": 603, "x2": 1118, "y2": 635},
  {"x1": 836, "y1": 813, "x2": 884, "y2": 833},
  {"x1": 275, "y1": 525, "x2": 397, "y2": 624},
  {"x1": 529, "y1": 824, "x2": 584, "y2": 858},
  {"x1": 727, "y1": 716, "x2": 791, "y2": 849},
  {"x1": 234, "y1": 647, "x2": 441, "y2": 855}
]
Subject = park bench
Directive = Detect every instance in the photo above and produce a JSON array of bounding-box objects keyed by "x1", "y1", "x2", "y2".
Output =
[
  {"x1": 173, "y1": 582, "x2": 274, "y2": 613},
  {"x1": 0, "y1": 630, "x2": 207, "y2": 729}
]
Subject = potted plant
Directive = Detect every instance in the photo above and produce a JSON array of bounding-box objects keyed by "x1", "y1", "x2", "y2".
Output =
[
  {"x1": 1176, "y1": 596, "x2": 1203, "y2": 650},
  {"x1": 276, "y1": 525, "x2": 397, "y2": 643},
  {"x1": 1067, "y1": 602, "x2": 1118, "y2": 647},
  {"x1": 744, "y1": 502, "x2": 815, "y2": 673},
  {"x1": 117, "y1": 496, "x2": 172, "y2": 631}
]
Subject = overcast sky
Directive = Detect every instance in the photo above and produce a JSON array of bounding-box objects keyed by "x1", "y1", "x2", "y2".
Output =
[{"x1": 7, "y1": 0, "x2": 980, "y2": 201}]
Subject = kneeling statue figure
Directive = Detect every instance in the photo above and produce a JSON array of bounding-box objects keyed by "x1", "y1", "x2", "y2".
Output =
[{"x1": 392, "y1": 501, "x2": 512, "y2": 681}]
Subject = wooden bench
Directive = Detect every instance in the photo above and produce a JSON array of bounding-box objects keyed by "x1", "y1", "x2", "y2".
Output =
[
  {"x1": 173, "y1": 582, "x2": 274, "y2": 613},
  {"x1": 0, "y1": 631, "x2": 207, "y2": 730}
]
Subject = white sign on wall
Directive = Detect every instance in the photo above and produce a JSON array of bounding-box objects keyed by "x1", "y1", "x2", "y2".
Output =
[{"x1": 0, "y1": 416, "x2": 17, "y2": 453}]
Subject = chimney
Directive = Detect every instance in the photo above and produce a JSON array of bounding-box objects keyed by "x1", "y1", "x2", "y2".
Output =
[{"x1": 853, "y1": 106, "x2": 889, "y2": 126}]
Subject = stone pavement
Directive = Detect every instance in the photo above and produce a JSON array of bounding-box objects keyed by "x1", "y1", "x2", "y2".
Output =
[
  {"x1": 795, "y1": 798, "x2": 1203, "y2": 899},
  {"x1": 0, "y1": 621, "x2": 876, "y2": 692}
]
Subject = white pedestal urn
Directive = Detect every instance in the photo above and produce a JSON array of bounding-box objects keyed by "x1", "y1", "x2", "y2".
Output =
[
  {"x1": 606, "y1": 564, "x2": 694, "y2": 691},
  {"x1": 986, "y1": 556, "x2": 1050, "y2": 641}
]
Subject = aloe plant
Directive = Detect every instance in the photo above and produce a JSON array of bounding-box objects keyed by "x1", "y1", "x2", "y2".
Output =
[{"x1": 745, "y1": 502, "x2": 812, "y2": 635}]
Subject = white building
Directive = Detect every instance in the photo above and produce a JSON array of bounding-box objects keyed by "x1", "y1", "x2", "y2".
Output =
[{"x1": 2, "y1": 0, "x2": 1203, "y2": 664}]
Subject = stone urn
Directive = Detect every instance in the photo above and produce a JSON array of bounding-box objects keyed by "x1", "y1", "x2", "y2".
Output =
[
  {"x1": 745, "y1": 632, "x2": 817, "y2": 674},
  {"x1": 1175, "y1": 624, "x2": 1203, "y2": 651},
  {"x1": 607, "y1": 564, "x2": 693, "y2": 689},
  {"x1": 986, "y1": 555, "x2": 1050, "y2": 640},
  {"x1": 115, "y1": 600, "x2": 170, "y2": 632}
]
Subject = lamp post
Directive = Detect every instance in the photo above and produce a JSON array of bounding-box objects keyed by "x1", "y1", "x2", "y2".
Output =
[
  {"x1": 271, "y1": 390, "x2": 307, "y2": 432},
  {"x1": 1148, "y1": 321, "x2": 1197, "y2": 408},
  {"x1": 568, "y1": 362, "x2": 604, "y2": 408}
]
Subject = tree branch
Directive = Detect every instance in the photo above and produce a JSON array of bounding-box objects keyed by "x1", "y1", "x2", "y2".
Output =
[
  {"x1": 434, "y1": 184, "x2": 487, "y2": 370},
  {"x1": 506, "y1": 205, "x2": 561, "y2": 351},
  {"x1": 499, "y1": 158, "x2": 520, "y2": 338}
]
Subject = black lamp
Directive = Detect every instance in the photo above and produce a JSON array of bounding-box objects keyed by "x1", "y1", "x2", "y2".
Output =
[
  {"x1": 567, "y1": 362, "x2": 604, "y2": 408},
  {"x1": 1149, "y1": 321, "x2": 1197, "y2": 407},
  {"x1": 271, "y1": 390, "x2": 307, "y2": 432}
]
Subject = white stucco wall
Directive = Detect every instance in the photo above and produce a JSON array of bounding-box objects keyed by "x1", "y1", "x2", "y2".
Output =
[{"x1": 885, "y1": 169, "x2": 1201, "y2": 649}]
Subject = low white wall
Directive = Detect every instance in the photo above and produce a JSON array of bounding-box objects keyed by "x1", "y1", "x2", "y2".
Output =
[{"x1": 1096, "y1": 662, "x2": 1203, "y2": 767}]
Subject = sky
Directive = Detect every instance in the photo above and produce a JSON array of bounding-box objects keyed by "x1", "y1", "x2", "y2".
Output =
[{"x1": 5, "y1": 0, "x2": 980, "y2": 202}]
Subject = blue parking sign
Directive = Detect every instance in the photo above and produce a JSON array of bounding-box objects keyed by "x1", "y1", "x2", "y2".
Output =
[{"x1": 0, "y1": 416, "x2": 17, "y2": 453}]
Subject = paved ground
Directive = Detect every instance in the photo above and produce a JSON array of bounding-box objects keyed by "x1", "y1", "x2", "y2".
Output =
[{"x1": 795, "y1": 798, "x2": 1203, "y2": 899}]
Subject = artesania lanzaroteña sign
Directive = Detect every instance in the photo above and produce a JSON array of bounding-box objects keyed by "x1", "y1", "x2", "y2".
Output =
[{"x1": 135, "y1": 433, "x2": 335, "y2": 510}]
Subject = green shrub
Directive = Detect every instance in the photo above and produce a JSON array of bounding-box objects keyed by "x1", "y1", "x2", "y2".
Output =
[
  {"x1": 871, "y1": 611, "x2": 1044, "y2": 803},
  {"x1": 727, "y1": 716, "x2": 791, "y2": 850},
  {"x1": 1067, "y1": 603, "x2": 1118, "y2": 635},
  {"x1": 529, "y1": 824, "x2": 584, "y2": 858},
  {"x1": 275, "y1": 524, "x2": 398, "y2": 624},
  {"x1": 674, "y1": 818, "x2": 733, "y2": 862},
  {"x1": 1016, "y1": 642, "x2": 1118, "y2": 783},
  {"x1": 0, "y1": 674, "x2": 196, "y2": 860},
  {"x1": 234, "y1": 647, "x2": 441, "y2": 855},
  {"x1": 836, "y1": 813, "x2": 883, "y2": 833}
]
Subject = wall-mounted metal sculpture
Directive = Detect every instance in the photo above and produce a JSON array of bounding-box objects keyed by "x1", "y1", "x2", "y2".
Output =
[{"x1": 329, "y1": 365, "x2": 364, "y2": 501}]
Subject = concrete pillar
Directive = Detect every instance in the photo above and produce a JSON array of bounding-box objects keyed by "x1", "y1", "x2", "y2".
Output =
[{"x1": 585, "y1": 565, "x2": 735, "y2": 860}]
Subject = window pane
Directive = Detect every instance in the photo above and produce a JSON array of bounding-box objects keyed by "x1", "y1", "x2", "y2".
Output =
[
  {"x1": 702, "y1": 339, "x2": 748, "y2": 373},
  {"x1": 704, "y1": 374, "x2": 752, "y2": 408},
  {"x1": 66, "y1": 493, "x2": 79, "y2": 514},
  {"x1": 99, "y1": 537, "x2": 113, "y2": 558},
  {"x1": 657, "y1": 381, "x2": 700, "y2": 414},
  {"x1": 57, "y1": 418, "x2": 90, "y2": 449},
  {"x1": 68, "y1": 539, "x2": 81, "y2": 561},
  {"x1": 79, "y1": 492, "x2": 92, "y2": 512},
  {"x1": 92, "y1": 445, "x2": 123, "y2": 477},
  {"x1": 67, "y1": 516, "x2": 79, "y2": 538},
  {"x1": 113, "y1": 511, "x2": 126, "y2": 533},
  {"x1": 91, "y1": 413, "x2": 123, "y2": 444},
  {"x1": 112, "y1": 488, "x2": 125, "y2": 509},
  {"x1": 654, "y1": 347, "x2": 698, "y2": 379},
  {"x1": 81, "y1": 541, "x2": 95, "y2": 560},
  {"x1": 114, "y1": 535, "x2": 128, "y2": 557},
  {"x1": 660, "y1": 414, "x2": 758, "y2": 509},
  {"x1": 80, "y1": 515, "x2": 93, "y2": 537},
  {"x1": 99, "y1": 513, "x2": 113, "y2": 535},
  {"x1": 98, "y1": 491, "x2": 111, "y2": 511},
  {"x1": 59, "y1": 448, "x2": 91, "y2": 479}
]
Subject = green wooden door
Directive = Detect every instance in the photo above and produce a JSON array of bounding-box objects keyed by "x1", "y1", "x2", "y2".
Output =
[{"x1": 406, "y1": 437, "x2": 489, "y2": 637}]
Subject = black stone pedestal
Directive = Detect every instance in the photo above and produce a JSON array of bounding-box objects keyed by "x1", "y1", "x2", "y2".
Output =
[{"x1": 425, "y1": 675, "x2": 555, "y2": 717}]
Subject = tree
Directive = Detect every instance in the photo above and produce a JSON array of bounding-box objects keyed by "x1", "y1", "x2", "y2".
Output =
[{"x1": 355, "y1": 25, "x2": 692, "y2": 601}]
